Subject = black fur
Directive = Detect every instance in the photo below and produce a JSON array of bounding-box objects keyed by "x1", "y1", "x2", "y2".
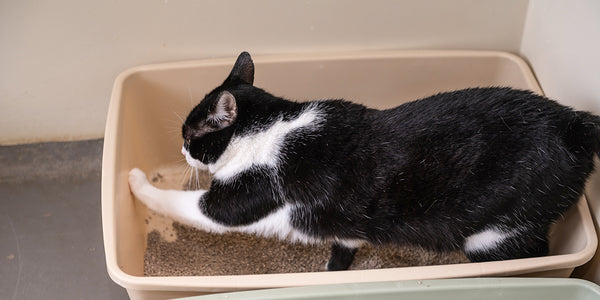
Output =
[
  {"x1": 182, "y1": 52, "x2": 600, "y2": 270},
  {"x1": 327, "y1": 243, "x2": 359, "y2": 271}
]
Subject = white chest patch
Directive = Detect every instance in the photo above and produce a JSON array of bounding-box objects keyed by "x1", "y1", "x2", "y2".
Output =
[{"x1": 208, "y1": 105, "x2": 324, "y2": 182}]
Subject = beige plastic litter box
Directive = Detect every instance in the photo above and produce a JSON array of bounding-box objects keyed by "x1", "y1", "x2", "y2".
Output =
[{"x1": 101, "y1": 50, "x2": 597, "y2": 300}]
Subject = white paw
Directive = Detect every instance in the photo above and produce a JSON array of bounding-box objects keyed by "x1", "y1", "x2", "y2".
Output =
[
  {"x1": 128, "y1": 168, "x2": 150, "y2": 194},
  {"x1": 129, "y1": 168, "x2": 164, "y2": 213}
]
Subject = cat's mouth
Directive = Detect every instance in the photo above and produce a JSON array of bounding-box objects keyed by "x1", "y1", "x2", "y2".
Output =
[{"x1": 181, "y1": 145, "x2": 209, "y2": 170}]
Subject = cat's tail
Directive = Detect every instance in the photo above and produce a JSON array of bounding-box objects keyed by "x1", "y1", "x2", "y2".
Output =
[{"x1": 566, "y1": 111, "x2": 600, "y2": 157}]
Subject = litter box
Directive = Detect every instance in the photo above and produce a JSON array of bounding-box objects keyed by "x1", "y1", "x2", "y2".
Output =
[{"x1": 101, "y1": 50, "x2": 598, "y2": 300}]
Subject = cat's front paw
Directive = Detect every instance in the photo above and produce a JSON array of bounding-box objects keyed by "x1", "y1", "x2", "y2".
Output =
[
  {"x1": 128, "y1": 168, "x2": 166, "y2": 213},
  {"x1": 129, "y1": 168, "x2": 149, "y2": 191}
]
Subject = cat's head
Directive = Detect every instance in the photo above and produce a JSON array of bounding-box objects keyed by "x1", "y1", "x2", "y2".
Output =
[{"x1": 181, "y1": 52, "x2": 255, "y2": 170}]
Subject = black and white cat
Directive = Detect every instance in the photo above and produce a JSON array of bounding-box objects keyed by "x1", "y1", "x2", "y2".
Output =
[{"x1": 129, "y1": 52, "x2": 600, "y2": 271}]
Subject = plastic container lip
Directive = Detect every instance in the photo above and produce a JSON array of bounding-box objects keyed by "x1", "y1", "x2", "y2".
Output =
[
  {"x1": 101, "y1": 49, "x2": 597, "y2": 295},
  {"x1": 102, "y1": 201, "x2": 597, "y2": 292},
  {"x1": 110, "y1": 50, "x2": 542, "y2": 94}
]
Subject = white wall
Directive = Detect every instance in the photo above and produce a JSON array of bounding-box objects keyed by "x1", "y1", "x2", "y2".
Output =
[
  {"x1": 520, "y1": 0, "x2": 600, "y2": 113},
  {"x1": 519, "y1": 0, "x2": 600, "y2": 283},
  {"x1": 0, "y1": 0, "x2": 528, "y2": 144}
]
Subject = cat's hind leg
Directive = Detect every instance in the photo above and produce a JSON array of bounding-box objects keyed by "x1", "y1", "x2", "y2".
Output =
[
  {"x1": 326, "y1": 242, "x2": 359, "y2": 271},
  {"x1": 462, "y1": 225, "x2": 549, "y2": 262}
]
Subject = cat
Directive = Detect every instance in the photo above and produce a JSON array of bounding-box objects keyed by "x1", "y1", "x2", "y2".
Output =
[{"x1": 129, "y1": 51, "x2": 600, "y2": 271}]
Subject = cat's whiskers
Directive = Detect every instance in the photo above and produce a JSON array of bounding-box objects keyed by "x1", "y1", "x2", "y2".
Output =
[
  {"x1": 162, "y1": 113, "x2": 186, "y2": 144},
  {"x1": 173, "y1": 111, "x2": 185, "y2": 124},
  {"x1": 178, "y1": 161, "x2": 193, "y2": 190},
  {"x1": 194, "y1": 167, "x2": 200, "y2": 190},
  {"x1": 187, "y1": 166, "x2": 199, "y2": 191},
  {"x1": 187, "y1": 165, "x2": 195, "y2": 190},
  {"x1": 187, "y1": 86, "x2": 194, "y2": 109}
]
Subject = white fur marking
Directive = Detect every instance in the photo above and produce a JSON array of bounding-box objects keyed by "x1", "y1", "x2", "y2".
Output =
[
  {"x1": 129, "y1": 168, "x2": 318, "y2": 243},
  {"x1": 336, "y1": 239, "x2": 365, "y2": 249},
  {"x1": 235, "y1": 204, "x2": 318, "y2": 244},
  {"x1": 129, "y1": 168, "x2": 219, "y2": 231},
  {"x1": 182, "y1": 145, "x2": 208, "y2": 170},
  {"x1": 209, "y1": 106, "x2": 323, "y2": 182},
  {"x1": 464, "y1": 228, "x2": 510, "y2": 253}
]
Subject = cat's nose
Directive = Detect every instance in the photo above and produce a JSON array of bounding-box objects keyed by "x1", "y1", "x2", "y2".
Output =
[{"x1": 181, "y1": 145, "x2": 186, "y2": 156}]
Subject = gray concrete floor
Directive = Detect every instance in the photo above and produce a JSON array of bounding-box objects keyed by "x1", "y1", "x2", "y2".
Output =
[{"x1": 0, "y1": 139, "x2": 128, "y2": 299}]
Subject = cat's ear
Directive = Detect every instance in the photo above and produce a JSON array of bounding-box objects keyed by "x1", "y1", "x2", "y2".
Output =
[
  {"x1": 228, "y1": 51, "x2": 254, "y2": 85},
  {"x1": 208, "y1": 91, "x2": 237, "y2": 128}
]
